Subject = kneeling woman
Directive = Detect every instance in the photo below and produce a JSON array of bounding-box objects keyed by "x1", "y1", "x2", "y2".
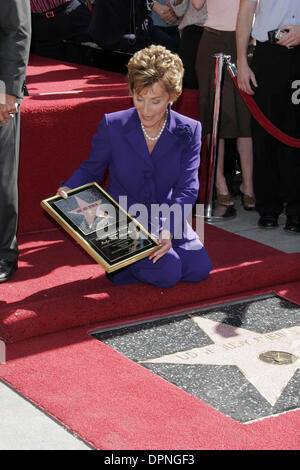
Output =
[{"x1": 58, "y1": 45, "x2": 213, "y2": 287}]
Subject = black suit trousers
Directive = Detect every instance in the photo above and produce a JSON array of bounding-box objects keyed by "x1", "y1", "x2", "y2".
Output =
[
  {"x1": 31, "y1": 0, "x2": 91, "y2": 60},
  {"x1": 251, "y1": 42, "x2": 300, "y2": 217}
]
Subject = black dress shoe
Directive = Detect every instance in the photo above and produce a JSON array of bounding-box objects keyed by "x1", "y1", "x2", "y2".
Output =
[
  {"x1": 0, "y1": 259, "x2": 18, "y2": 283},
  {"x1": 258, "y1": 214, "x2": 278, "y2": 229},
  {"x1": 284, "y1": 216, "x2": 300, "y2": 233}
]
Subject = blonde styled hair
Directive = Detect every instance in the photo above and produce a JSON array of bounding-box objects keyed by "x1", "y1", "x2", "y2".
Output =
[{"x1": 127, "y1": 45, "x2": 184, "y2": 101}]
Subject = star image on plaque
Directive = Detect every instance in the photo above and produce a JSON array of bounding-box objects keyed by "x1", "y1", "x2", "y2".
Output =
[
  {"x1": 53, "y1": 192, "x2": 114, "y2": 235},
  {"x1": 92, "y1": 295, "x2": 300, "y2": 422},
  {"x1": 41, "y1": 183, "x2": 159, "y2": 272}
]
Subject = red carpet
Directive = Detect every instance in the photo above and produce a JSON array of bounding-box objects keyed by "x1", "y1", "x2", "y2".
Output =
[
  {"x1": 1, "y1": 224, "x2": 300, "y2": 344},
  {"x1": 1, "y1": 221, "x2": 300, "y2": 449},
  {"x1": 1, "y1": 199, "x2": 299, "y2": 451},
  {"x1": 0, "y1": 55, "x2": 299, "y2": 450},
  {"x1": 0, "y1": 279, "x2": 300, "y2": 450}
]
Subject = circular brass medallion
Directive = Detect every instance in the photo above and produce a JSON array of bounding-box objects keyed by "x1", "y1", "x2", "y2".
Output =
[{"x1": 259, "y1": 350, "x2": 298, "y2": 365}]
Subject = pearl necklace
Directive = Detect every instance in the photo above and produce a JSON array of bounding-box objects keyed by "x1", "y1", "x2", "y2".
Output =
[{"x1": 141, "y1": 110, "x2": 168, "y2": 142}]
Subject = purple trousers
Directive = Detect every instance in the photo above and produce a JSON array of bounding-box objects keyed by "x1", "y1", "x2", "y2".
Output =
[{"x1": 112, "y1": 245, "x2": 213, "y2": 288}]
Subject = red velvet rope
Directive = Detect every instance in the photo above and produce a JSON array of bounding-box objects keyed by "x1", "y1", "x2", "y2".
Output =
[{"x1": 231, "y1": 75, "x2": 300, "y2": 148}]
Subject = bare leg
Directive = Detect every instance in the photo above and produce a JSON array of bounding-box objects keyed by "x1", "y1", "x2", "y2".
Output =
[
  {"x1": 215, "y1": 138, "x2": 226, "y2": 193},
  {"x1": 237, "y1": 137, "x2": 255, "y2": 208},
  {"x1": 211, "y1": 137, "x2": 234, "y2": 205}
]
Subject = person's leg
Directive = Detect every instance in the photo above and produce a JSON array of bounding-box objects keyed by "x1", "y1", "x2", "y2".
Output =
[
  {"x1": 179, "y1": 25, "x2": 203, "y2": 89},
  {"x1": 112, "y1": 248, "x2": 182, "y2": 288},
  {"x1": 174, "y1": 244, "x2": 213, "y2": 283},
  {"x1": 237, "y1": 136, "x2": 255, "y2": 209},
  {"x1": 65, "y1": 0, "x2": 92, "y2": 43},
  {"x1": 150, "y1": 25, "x2": 180, "y2": 53},
  {"x1": 30, "y1": 13, "x2": 66, "y2": 60},
  {"x1": 0, "y1": 109, "x2": 20, "y2": 281},
  {"x1": 31, "y1": 0, "x2": 92, "y2": 61},
  {"x1": 250, "y1": 43, "x2": 294, "y2": 220},
  {"x1": 214, "y1": 138, "x2": 234, "y2": 206}
]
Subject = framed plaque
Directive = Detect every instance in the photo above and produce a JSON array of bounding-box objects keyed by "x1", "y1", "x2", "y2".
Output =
[{"x1": 41, "y1": 182, "x2": 160, "y2": 273}]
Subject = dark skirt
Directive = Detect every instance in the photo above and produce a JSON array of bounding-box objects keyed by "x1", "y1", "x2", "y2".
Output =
[{"x1": 195, "y1": 27, "x2": 251, "y2": 138}]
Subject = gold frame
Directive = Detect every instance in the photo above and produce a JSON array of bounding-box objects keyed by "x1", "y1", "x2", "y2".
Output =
[{"x1": 41, "y1": 182, "x2": 160, "y2": 273}]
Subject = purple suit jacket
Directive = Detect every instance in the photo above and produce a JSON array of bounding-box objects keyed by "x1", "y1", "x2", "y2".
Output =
[{"x1": 65, "y1": 106, "x2": 203, "y2": 247}]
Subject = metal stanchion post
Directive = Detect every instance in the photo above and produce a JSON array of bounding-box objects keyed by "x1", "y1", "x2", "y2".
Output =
[
  {"x1": 198, "y1": 53, "x2": 236, "y2": 221},
  {"x1": 225, "y1": 57, "x2": 238, "y2": 79}
]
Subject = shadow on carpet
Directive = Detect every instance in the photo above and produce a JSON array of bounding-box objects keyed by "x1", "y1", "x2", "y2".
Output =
[{"x1": 1, "y1": 224, "x2": 300, "y2": 344}]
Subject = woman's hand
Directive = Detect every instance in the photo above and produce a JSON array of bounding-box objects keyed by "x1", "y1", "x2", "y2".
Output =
[
  {"x1": 149, "y1": 229, "x2": 173, "y2": 264},
  {"x1": 57, "y1": 186, "x2": 71, "y2": 199},
  {"x1": 237, "y1": 62, "x2": 258, "y2": 95}
]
